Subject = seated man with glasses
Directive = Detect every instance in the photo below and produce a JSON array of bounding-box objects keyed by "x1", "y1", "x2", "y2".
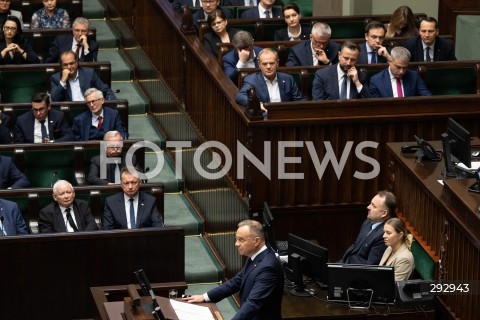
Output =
[
  {"x1": 286, "y1": 22, "x2": 340, "y2": 66},
  {"x1": 72, "y1": 88, "x2": 127, "y2": 141},
  {"x1": 50, "y1": 50, "x2": 116, "y2": 102},
  {"x1": 0, "y1": 0, "x2": 23, "y2": 29},
  {"x1": 14, "y1": 92, "x2": 72, "y2": 143},
  {"x1": 45, "y1": 17, "x2": 98, "y2": 63},
  {"x1": 191, "y1": 0, "x2": 232, "y2": 35}
]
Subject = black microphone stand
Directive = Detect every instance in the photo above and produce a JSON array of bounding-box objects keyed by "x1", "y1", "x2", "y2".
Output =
[{"x1": 134, "y1": 269, "x2": 166, "y2": 320}]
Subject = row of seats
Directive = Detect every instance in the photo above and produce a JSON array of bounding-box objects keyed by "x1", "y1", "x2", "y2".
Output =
[
  {"x1": 237, "y1": 60, "x2": 480, "y2": 99},
  {"x1": 11, "y1": 0, "x2": 82, "y2": 28}
]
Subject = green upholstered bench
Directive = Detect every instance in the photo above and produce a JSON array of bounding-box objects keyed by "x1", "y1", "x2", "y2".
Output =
[{"x1": 419, "y1": 63, "x2": 480, "y2": 95}]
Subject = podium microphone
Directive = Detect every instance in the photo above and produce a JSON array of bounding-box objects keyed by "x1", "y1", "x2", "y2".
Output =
[
  {"x1": 134, "y1": 269, "x2": 166, "y2": 320},
  {"x1": 50, "y1": 170, "x2": 58, "y2": 188}
]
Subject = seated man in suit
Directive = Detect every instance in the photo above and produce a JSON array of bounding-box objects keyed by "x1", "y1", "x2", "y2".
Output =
[
  {"x1": 38, "y1": 180, "x2": 99, "y2": 233},
  {"x1": 184, "y1": 220, "x2": 284, "y2": 320},
  {"x1": 236, "y1": 48, "x2": 305, "y2": 110},
  {"x1": 224, "y1": 0, "x2": 258, "y2": 5},
  {"x1": 312, "y1": 41, "x2": 370, "y2": 100},
  {"x1": 357, "y1": 20, "x2": 391, "y2": 64},
  {"x1": 72, "y1": 88, "x2": 127, "y2": 141},
  {"x1": 192, "y1": 0, "x2": 232, "y2": 34},
  {"x1": 0, "y1": 111, "x2": 11, "y2": 144},
  {"x1": 0, "y1": 155, "x2": 30, "y2": 189},
  {"x1": 0, "y1": 197, "x2": 28, "y2": 235},
  {"x1": 338, "y1": 191, "x2": 395, "y2": 265},
  {"x1": 14, "y1": 92, "x2": 73, "y2": 143},
  {"x1": 240, "y1": 0, "x2": 283, "y2": 19},
  {"x1": 172, "y1": 0, "x2": 200, "y2": 15},
  {"x1": 45, "y1": 17, "x2": 98, "y2": 63},
  {"x1": 87, "y1": 130, "x2": 137, "y2": 185},
  {"x1": 51, "y1": 50, "x2": 116, "y2": 102},
  {"x1": 369, "y1": 46, "x2": 432, "y2": 97},
  {"x1": 224, "y1": 30, "x2": 263, "y2": 84},
  {"x1": 405, "y1": 17, "x2": 456, "y2": 62},
  {"x1": 0, "y1": 0, "x2": 23, "y2": 29},
  {"x1": 286, "y1": 22, "x2": 341, "y2": 66},
  {"x1": 103, "y1": 167, "x2": 164, "y2": 230}
]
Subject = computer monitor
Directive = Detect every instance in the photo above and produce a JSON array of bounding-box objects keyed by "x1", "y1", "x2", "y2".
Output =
[
  {"x1": 327, "y1": 263, "x2": 395, "y2": 308},
  {"x1": 287, "y1": 233, "x2": 328, "y2": 296},
  {"x1": 447, "y1": 117, "x2": 471, "y2": 168},
  {"x1": 262, "y1": 202, "x2": 278, "y2": 252}
]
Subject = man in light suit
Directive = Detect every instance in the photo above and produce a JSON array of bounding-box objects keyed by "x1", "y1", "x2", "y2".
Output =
[
  {"x1": 405, "y1": 17, "x2": 456, "y2": 62},
  {"x1": 286, "y1": 22, "x2": 340, "y2": 67},
  {"x1": 0, "y1": 156, "x2": 29, "y2": 189},
  {"x1": 223, "y1": 31, "x2": 263, "y2": 84},
  {"x1": 38, "y1": 180, "x2": 99, "y2": 233},
  {"x1": 72, "y1": 88, "x2": 127, "y2": 141},
  {"x1": 240, "y1": 0, "x2": 283, "y2": 19},
  {"x1": 339, "y1": 191, "x2": 396, "y2": 265},
  {"x1": 357, "y1": 21, "x2": 390, "y2": 64},
  {"x1": 45, "y1": 17, "x2": 98, "y2": 63},
  {"x1": 50, "y1": 51, "x2": 116, "y2": 102},
  {"x1": 103, "y1": 167, "x2": 164, "y2": 230},
  {"x1": 312, "y1": 41, "x2": 370, "y2": 100},
  {"x1": 0, "y1": 198, "x2": 28, "y2": 236},
  {"x1": 184, "y1": 219, "x2": 284, "y2": 320},
  {"x1": 369, "y1": 46, "x2": 432, "y2": 98},
  {"x1": 87, "y1": 130, "x2": 137, "y2": 185},
  {"x1": 14, "y1": 92, "x2": 73, "y2": 143},
  {"x1": 236, "y1": 48, "x2": 305, "y2": 109}
]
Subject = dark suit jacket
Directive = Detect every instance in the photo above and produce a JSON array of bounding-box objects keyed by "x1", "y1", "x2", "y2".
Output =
[
  {"x1": 38, "y1": 199, "x2": 99, "y2": 233},
  {"x1": 405, "y1": 36, "x2": 457, "y2": 62},
  {"x1": 240, "y1": 6, "x2": 283, "y2": 19},
  {"x1": 103, "y1": 191, "x2": 164, "y2": 230},
  {"x1": 172, "y1": 0, "x2": 197, "y2": 14},
  {"x1": 14, "y1": 108, "x2": 73, "y2": 143},
  {"x1": 0, "y1": 40, "x2": 40, "y2": 64},
  {"x1": 357, "y1": 42, "x2": 388, "y2": 64},
  {"x1": 312, "y1": 65, "x2": 370, "y2": 100},
  {"x1": 203, "y1": 28, "x2": 239, "y2": 58},
  {"x1": 45, "y1": 34, "x2": 98, "y2": 63},
  {"x1": 274, "y1": 26, "x2": 311, "y2": 41},
  {"x1": 285, "y1": 40, "x2": 340, "y2": 66},
  {"x1": 0, "y1": 198, "x2": 28, "y2": 235},
  {"x1": 0, "y1": 155, "x2": 30, "y2": 189},
  {"x1": 87, "y1": 154, "x2": 137, "y2": 185},
  {"x1": 369, "y1": 68, "x2": 432, "y2": 97},
  {"x1": 207, "y1": 246, "x2": 284, "y2": 320},
  {"x1": 340, "y1": 219, "x2": 386, "y2": 265},
  {"x1": 223, "y1": 46, "x2": 263, "y2": 84},
  {"x1": 0, "y1": 113, "x2": 11, "y2": 144},
  {"x1": 50, "y1": 67, "x2": 117, "y2": 102},
  {"x1": 192, "y1": 7, "x2": 233, "y2": 34},
  {"x1": 223, "y1": 0, "x2": 253, "y2": 5},
  {"x1": 236, "y1": 71, "x2": 305, "y2": 106},
  {"x1": 72, "y1": 107, "x2": 128, "y2": 141}
]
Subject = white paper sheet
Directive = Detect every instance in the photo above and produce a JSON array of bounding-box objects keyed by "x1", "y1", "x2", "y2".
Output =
[{"x1": 170, "y1": 299, "x2": 215, "y2": 320}]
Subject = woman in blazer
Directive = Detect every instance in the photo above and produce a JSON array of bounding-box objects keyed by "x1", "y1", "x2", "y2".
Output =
[
  {"x1": 274, "y1": 3, "x2": 310, "y2": 41},
  {"x1": 0, "y1": 16, "x2": 40, "y2": 64},
  {"x1": 203, "y1": 10, "x2": 238, "y2": 58},
  {"x1": 380, "y1": 217, "x2": 414, "y2": 281}
]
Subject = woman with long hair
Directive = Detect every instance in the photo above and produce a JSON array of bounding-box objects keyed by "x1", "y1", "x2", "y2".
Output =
[
  {"x1": 0, "y1": 15, "x2": 40, "y2": 64},
  {"x1": 385, "y1": 6, "x2": 418, "y2": 38},
  {"x1": 203, "y1": 10, "x2": 238, "y2": 58}
]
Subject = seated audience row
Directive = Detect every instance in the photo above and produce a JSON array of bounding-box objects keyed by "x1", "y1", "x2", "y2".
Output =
[{"x1": 0, "y1": 0, "x2": 70, "y2": 30}]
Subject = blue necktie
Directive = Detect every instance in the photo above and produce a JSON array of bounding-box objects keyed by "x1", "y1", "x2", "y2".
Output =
[
  {"x1": 371, "y1": 51, "x2": 377, "y2": 64},
  {"x1": 129, "y1": 198, "x2": 136, "y2": 229},
  {"x1": 340, "y1": 74, "x2": 348, "y2": 99}
]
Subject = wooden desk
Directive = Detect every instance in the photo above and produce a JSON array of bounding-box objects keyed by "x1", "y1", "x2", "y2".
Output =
[{"x1": 387, "y1": 142, "x2": 480, "y2": 320}]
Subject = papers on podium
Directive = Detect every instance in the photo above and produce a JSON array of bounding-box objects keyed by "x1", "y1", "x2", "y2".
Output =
[{"x1": 170, "y1": 299, "x2": 215, "y2": 320}]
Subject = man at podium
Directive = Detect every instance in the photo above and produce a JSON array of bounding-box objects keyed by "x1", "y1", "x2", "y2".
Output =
[{"x1": 184, "y1": 219, "x2": 284, "y2": 319}]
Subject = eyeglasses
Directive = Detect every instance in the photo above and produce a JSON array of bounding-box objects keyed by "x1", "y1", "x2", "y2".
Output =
[
  {"x1": 235, "y1": 236, "x2": 254, "y2": 243},
  {"x1": 0, "y1": 0, "x2": 12, "y2": 4},
  {"x1": 311, "y1": 36, "x2": 328, "y2": 47},
  {"x1": 211, "y1": 19, "x2": 224, "y2": 27},
  {"x1": 3, "y1": 26, "x2": 17, "y2": 32},
  {"x1": 32, "y1": 107, "x2": 47, "y2": 113},
  {"x1": 86, "y1": 97, "x2": 102, "y2": 105}
]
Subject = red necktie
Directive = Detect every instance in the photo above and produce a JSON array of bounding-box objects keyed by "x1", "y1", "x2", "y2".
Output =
[
  {"x1": 97, "y1": 116, "x2": 103, "y2": 129},
  {"x1": 396, "y1": 78, "x2": 403, "y2": 98},
  {"x1": 75, "y1": 42, "x2": 82, "y2": 59}
]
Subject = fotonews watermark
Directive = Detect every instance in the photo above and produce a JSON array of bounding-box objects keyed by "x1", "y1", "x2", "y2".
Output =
[{"x1": 99, "y1": 140, "x2": 380, "y2": 181}]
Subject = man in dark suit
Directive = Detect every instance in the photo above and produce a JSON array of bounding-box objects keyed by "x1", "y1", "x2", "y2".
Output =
[
  {"x1": 14, "y1": 92, "x2": 73, "y2": 143},
  {"x1": 192, "y1": 0, "x2": 233, "y2": 34},
  {"x1": 87, "y1": 130, "x2": 137, "y2": 185},
  {"x1": 240, "y1": 0, "x2": 283, "y2": 19},
  {"x1": 369, "y1": 47, "x2": 432, "y2": 98},
  {"x1": 45, "y1": 17, "x2": 98, "y2": 63},
  {"x1": 103, "y1": 167, "x2": 164, "y2": 230},
  {"x1": 184, "y1": 219, "x2": 284, "y2": 319},
  {"x1": 0, "y1": 198, "x2": 28, "y2": 235},
  {"x1": 286, "y1": 22, "x2": 340, "y2": 66},
  {"x1": 236, "y1": 48, "x2": 305, "y2": 109},
  {"x1": 405, "y1": 17, "x2": 456, "y2": 62},
  {"x1": 172, "y1": 0, "x2": 200, "y2": 15},
  {"x1": 50, "y1": 51, "x2": 117, "y2": 102},
  {"x1": 0, "y1": 155, "x2": 30, "y2": 189},
  {"x1": 224, "y1": 0, "x2": 257, "y2": 6},
  {"x1": 72, "y1": 88, "x2": 127, "y2": 141},
  {"x1": 0, "y1": 112, "x2": 12, "y2": 144},
  {"x1": 38, "y1": 180, "x2": 99, "y2": 233},
  {"x1": 339, "y1": 191, "x2": 396, "y2": 265},
  {"x1": 357, "y1": 21, "x2": 390, "y2": 64},
  {"x1": 223, "y1": 30, "x2": 263, "y2": 84},
  {"x1": 312, "y1": 41, "x2": 370, "y2": 100}
]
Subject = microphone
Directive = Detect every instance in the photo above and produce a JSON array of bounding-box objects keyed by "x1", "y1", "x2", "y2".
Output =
[
  {"x1": 142, "y1": 167, "x2": 150, "y2": 183},
  {"x1": 115, "y1": 89, "x2": 121, "y2": 93},
  {"x1": 0, "y1": 215, "x2": 5, "y2": 236},
  {"x1": 50, "y1": 171, "x2": 58, "y2": 188},
  {"x1": 134, "y1": 269, "x2": 166, "y2": 320}
]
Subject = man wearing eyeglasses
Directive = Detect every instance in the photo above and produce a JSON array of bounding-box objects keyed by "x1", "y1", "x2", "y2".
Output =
[
  {"x1": 14, "y1": 92, "x2": 72, "y2": 143},
  {"x1": 45, "y1": 16, "x2": 98, "y2": 63},
  {"x1": 191, "y1": 0, "x2": 232, "y2": 34},
  {"x1": 72, "y1": 88, "x2": 127, "y2": 141},
  {"x1": 0, "y1": 0, "x2": 23, "y2": 29},
  {"x1": 286, "y1": 22, "x2": 340, "y2": 66}
]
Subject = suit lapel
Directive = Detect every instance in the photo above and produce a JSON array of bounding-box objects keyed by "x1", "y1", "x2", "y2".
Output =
[
  {"x1": 72, "y1": 201, "x2": 84, "y2": 231},
  {"x1": 135, "y1": 193, "x2": 145, "y2": 227},
  {"x1": 47, "y1": 111, "x2": 55, "y2": 140},
  {"x1": 278, "y1": 73, "x2": 287, "y2": 102},
  {"x1": 26, "y1": 112, "x2": 35, "y2": 143},
  {"x1": 384, "y1": 70, "x2": 394, "y2": 97},
  {"x1": 256, "y1": 73, "x2": 270, "y2": 102},
  {"x1": 83, "y1": 111, "x2": 92, "y2": 141},
  {"x1": 117, "y1": 194, "x2": 128, "y2": 227},
  {"x1": 54, "y1": 204, "x2": 68, "y2": 232}
]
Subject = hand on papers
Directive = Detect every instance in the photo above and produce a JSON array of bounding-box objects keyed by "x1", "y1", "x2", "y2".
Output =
[{"x1": 183, "y1": 294, "x2": 205, "y2": 303}]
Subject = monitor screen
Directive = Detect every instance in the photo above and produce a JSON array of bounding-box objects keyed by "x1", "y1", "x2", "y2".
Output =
[
  {"x1": 262, "y1": 202, "x2": 277, "y2": 252},
  {"x1": 447, "y1": 118, "x2": 471, "y2": 168},
  {"x1": 327, "y1": 263, "x2": 395, "y2": 306}
]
